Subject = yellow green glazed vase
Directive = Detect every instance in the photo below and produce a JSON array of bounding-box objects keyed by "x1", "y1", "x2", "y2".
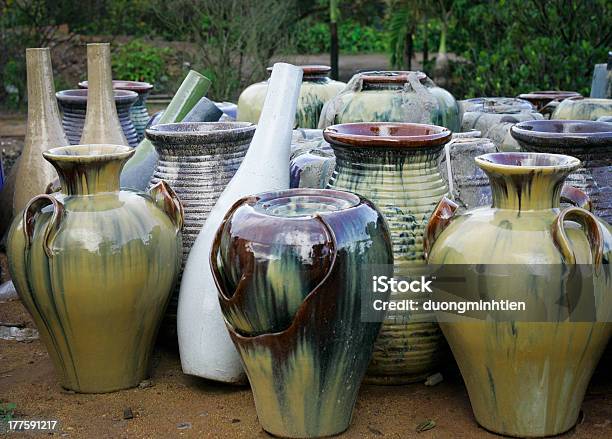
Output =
[
  {"x1": 7, "y1": 144, "x2": 183, "y2": 393},
  {"x1": 324, "y1": 122, "x2": 452, "y2": 384},
  {"x1": 211, "y1": 188, "x2": 393, "y2": 437},
  {"x1": 426, "y1": 152, "x2": 612, "y2": 437}
]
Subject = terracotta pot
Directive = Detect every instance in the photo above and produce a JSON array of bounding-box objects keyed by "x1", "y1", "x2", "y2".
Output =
[
  {"x1": 56, "y1": 89, "x2": 139, "y2": 147},
  {"x1": 7, "y1": 144, "x2": 183, "y2": 393},
  {"x1": 13, "y1": 48, "x2": 68, "y2": 216},
  {"x1": 426, "y1": 152, "x2": 612, "y2": 437},
  {"x1": 323, "y1": 122, "x2": 452, "y2": 384},
  {"x1": 79, "y1": 79, "x2": 153, "y2": 142},
  {"x1": 511, "y1": 120, "x2": 612, "y2": 224},
  {"x1": 551, "y1": 97, "x2": 612, "y2": 121},
  {"x1": 517, "y1": 90, "x2": 582, "y2": 113},
  {"x1": 145, "y1": 122, "x2": 256, "y2": 337},
  {"x1": 120, "y1": 70, "x2": 211, "y2": 191},
  {"x1": 318, "y1": 71, "x2": 461, "y2": 132},
  {"x1": 178, "y1": 63, "x2": 303, "y2": 384},
  {"x1": 212, "y1": 188, "x2": 393, "y2": 437},
  {"x1": 238, "y1": 65, "x2": 345, "y2": 128}
]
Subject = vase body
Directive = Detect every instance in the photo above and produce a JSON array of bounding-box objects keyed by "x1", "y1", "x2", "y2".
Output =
[
  {"x1": 517, "y1": 90, "x2": 582, "y2": 111},
  {"x1": 551, "y1": 97, "x2": 612, "y2": 120},
  {"x1": 146, "y1": 122, "x2": 255, "y2": 337},
  {"x1": 289, "y1": 129, "x2": 335, "y2": 189},
  {"x1": 238, "y1": 65, "x2": 345, "y2": 128},
  {"x1": 177, "y1": 63, "x2": 303, "y2": 383},
  {"x1": 7, "y1": 144, "x2": 183, "y2": 393},
  {"x1": 80, "y1": 79, "x2": 153, "y2": 142},
  {"x1": 512, "y1": 120, "x2": 612, "y2": 224},
  {"x1": 318, "y1": 71, "x2": 461, "y2": 132},
  {"x1": 14, "y1": 48, "x2": 68, "y2": 215},
  {"x1": 212, "y1": 188, "x2": 393, "y2": 437},
  {"x1": 120, "y1": 70, "x2": 211, "y2": 191},
  {"x1": 426, "y1": 152, "x2": 612, "y2": 437},
  {"x1": 57, "y1": 89, "x2": 139, "y2": 147},
  {"x1": 324, "y1": 122, "x2": 452, "y2": 384}
]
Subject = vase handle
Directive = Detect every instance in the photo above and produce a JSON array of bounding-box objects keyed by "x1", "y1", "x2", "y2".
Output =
[
  {"x1": 560, "y1": 186, "x2": 592, "y2": 211},
  {"x1": 552, "y1": 207, "x2": 603, "y2": 272},
  {"x1": 22, "y1": 194, "x2": 64, "y2": 258},
  {"x1": 424, "y1": 197, "x2": 458, "y2": 262},
  {"x1": 149, "y1": 181, "x2": 184, "y2": 232}
]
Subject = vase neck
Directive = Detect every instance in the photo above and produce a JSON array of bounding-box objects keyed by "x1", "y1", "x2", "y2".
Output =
[{"x1": 43, "y1": 145, "x2": 134, "y2": 195}]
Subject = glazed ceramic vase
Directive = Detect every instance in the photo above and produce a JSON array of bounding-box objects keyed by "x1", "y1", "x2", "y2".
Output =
[
  {"x1": 426, "y1": 152, "x2": 612, "y2": 437},
  {"x1": 146, "y1": 122, "x2": 255, "y2": 335},
  {"x1": 212, "y1": 188, "x2": 392, "y2": 437},
  {"x1": 238, "y1": 65, "x2": 345, "y2": 128},
  {"x1": 318, "y1": 71, "x2": 461, "y2": 132},
  {"x1": 323, "y1": 122, "x2": 452, "y2": 384},
  {"x1": 120, "y1": 70, "x2": 211, "y2": 191},
  {"x1": 517, "y1": 90, "x2": 582, "y2": 112},
  {"x1": 56, "y1": 89, "x2": 139, "y2": 147},
  {"x1": 6, "y1": 144, "x2": 183, "y2": 393},
  {"x1": 13, "y1": 48, "x2": 68, "y2": 215},
  {"x1": 511, "y1": 120, "x2": 612, "y2": 224},
  {"x1": 178, "y1": 63, "x2": 303, "y2": 383},
  {"x1": 79, "y1": 80, "x2": 153, "y2": 141},
  {"x1": 80, "y1": 43, "x2": 130, "y2": 146},
  {"x1": 551, "y1": 97, "x2": 612, "y2": 120},
  {"x1": 460, "y1": 97, "x2": 543, "y2": 152},
  {"x1": 289, "y1": 129, "x2": 335, "y2": 189}
]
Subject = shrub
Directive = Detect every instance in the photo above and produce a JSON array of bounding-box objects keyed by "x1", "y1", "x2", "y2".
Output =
[{"x1": 111, "y1": 39, "x2": 170, "y2": 87}]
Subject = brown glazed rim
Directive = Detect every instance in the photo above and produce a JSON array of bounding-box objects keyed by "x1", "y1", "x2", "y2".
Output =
[
  {"x1": 78, "y1": 80, "x2": 154, "y2": 92},
  {"x1": 475, "y1": 152, "x2": 580, "y2": 174},
  {"x1": 360, "y1": 71, "x2": 426, "y2": 84},
  {"x1": 252, "y1": 188, "x2": 361, "y2": 218},
  {"x1": 517, "y1": 90, "x2": 582, "y2": 100},
  {"x1": 323, "y1": 122, "x2": 452, "y2": 148},
  {"x1": 266, "y1": 65, "x2": 331, "y2": 77}
]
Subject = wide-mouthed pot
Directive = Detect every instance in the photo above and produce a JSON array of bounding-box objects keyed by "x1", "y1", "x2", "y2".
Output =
[
  {"x1": 517, "y1": 90, "x2": 582, "y2": 112},
  {"x1": 212, "y1": 188, "x2": 393, "y2": 437},
  {"x1": 551, "y1": 97, "x2": 612, "y2": 121},
  {"x1": 324, "y1": 122, "x2": 452, "y2": 384}
]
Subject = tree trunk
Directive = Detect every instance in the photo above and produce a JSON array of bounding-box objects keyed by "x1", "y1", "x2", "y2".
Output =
[
  {"x1": 423, "y1": 19, "x2": 429, "y2": 72},
  {"x1": 331, "y1": 22, "x2": 339, "y2": 79},
  {"x1": 404, "y1": 30, "x2": 413, "y2": 71}
]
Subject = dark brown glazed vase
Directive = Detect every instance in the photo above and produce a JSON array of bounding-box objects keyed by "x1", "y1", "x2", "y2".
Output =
[
  {"x1": 211, "y1": 188, "x2": 393, "y2": 437},
  {"x1": 517, "y1": 90, "x2": 582, "y2": 112}
]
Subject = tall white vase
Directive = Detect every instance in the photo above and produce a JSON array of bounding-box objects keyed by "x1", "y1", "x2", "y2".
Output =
[{"x1": 177, "y1": 63, "x2": 303, "y2": 383}]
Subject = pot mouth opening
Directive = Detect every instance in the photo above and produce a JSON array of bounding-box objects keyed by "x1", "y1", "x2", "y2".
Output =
[
  {"x1": 79, "y1": 80, "x2": 154, "y2": 92},
  {"x1": 56, "y1": 88, "x2": 138, "y2": 103},
  {"x1": 323, "y1": 122, "x2": 451, "y2": 148},
  {"x1": 513, "y1": 119, "x2": 612, "y2": 135},
  {"x1": 476, "y1": 152, "x2": 580, "y2": 172},
  {"x1": 43, "y1": 144, "x2": 134, "y2": 162},
  {"x1": 146, "y1": 122, "x2": 256, "y2": 140},
  {"x1": 519, "y1": 90, "x2": 582, "y2": 97},
  {"x1": 253, "y1": 188, "x2": 360, "y2": 218},
  {"x1": 267, "y1": 65, "x2": 331, "y2": 78},
  {"x1": 360, "y1": 70, "x2": 426, "y2": 84}
]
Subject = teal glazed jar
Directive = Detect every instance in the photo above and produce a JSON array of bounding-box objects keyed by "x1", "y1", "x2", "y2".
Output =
[
  {"x1": 324, "y1": 122, "x2": 452, "y2": 384},
  {"x1": 212, "y1": 188, "x2": 393, "y2": 437}
]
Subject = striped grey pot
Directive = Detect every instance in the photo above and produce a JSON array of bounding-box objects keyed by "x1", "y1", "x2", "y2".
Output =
[
  {"x1": 56, "y1": 89, "x2": 139, "y2": 147},
  {"x1": 145, "y1": 122, "x2": 256, "y2": 333}
]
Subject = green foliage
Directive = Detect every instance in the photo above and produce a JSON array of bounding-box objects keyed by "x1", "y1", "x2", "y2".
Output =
[
  {"x1": 294, "y1": 19, "x2": 387, "y2": 54},
  {"x1": 111, "y1": 39, "x2": 170, "y2": 87}
]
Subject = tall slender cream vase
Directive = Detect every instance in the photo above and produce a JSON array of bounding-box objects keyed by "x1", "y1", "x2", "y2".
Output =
[
  {"x1": 13, "y1": 48, "x2": 68, "y2": 214},
  {"x1": 80, "y1": 43, "x2": 128, "y2": 145},
  {"x1": 177, "y1": 63, "x2": 303, "y2": 383}
]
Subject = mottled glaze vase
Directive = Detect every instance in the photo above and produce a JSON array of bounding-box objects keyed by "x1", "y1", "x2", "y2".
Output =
[
  {"x1": 460, "y1": 97, "x2": 535, "y2": 114},
  {"x1": 324, "y1": 122, "x2": 452, "y2": 384},
  {"x1": 178, "y1": 63, "x2": 303, "y2": 384},
  {"x1": 120, "y1": 70, "x2": 211, "y2": 191},
  {"x1": 238, "y1": 65, "x2": 345, "y2": 128},
  {"x1": 426, "y1": 152, "x2": 612, "y2": 437},
  {"x1": 14, "y1": 48, "x2": 68, "y2": 215},
  {"x1": 146, "y1": 122, "x2": 255, "y2": 335},
  {"x1": 289, "y1": 129, "x2": 335, "y2": 189},
  {"x1": 56, "y1": 89, "x2": 139, "y2": 147},
  {"x1": 517, "y1": 90, "x2": 582, "y2": 112},
  {"x1": 318, "y1": 71, "x2": 460, "y2": 132},
  {"x1": 6, "y1": 144, "x2": 183, "y2": 393},
  {"x1": 511, "y1": 120, "x2": 612, "y2": 224},
  {"x1": 79, "y1": 80, "x2": 153, "y2": 142},
  {"x1": 212, "y1": 188, "x2": 393, "y2": 437},
  {"x1": 551, "y1": 97, "x2": 612, "y2": 121}
]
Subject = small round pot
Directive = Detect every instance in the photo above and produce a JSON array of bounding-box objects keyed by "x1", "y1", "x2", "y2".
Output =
[
  {"x1": 289, "y1": 129, "x2": 335, "y2": 189},
  {"x1": 56, "y1": 89, "x2": 139, "y2": 147},
  {"x1": 212, "y1": 188, "x2": 393, "y2": 437},
  {"x1": 460, "y1": 97, "x2": 535, "y2": 114},
  {"x1": 80, "y1": 80, "x2": 154, "y2": 141},
  {"x1": 551, "y1": 97, "x2": 612, "y2": 121},
  {"x1": 517, "y1": 90, "x2": 582, "y2": 111}
]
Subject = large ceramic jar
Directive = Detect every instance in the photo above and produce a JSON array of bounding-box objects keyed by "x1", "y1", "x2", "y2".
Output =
[
  {"x1": 517, "y1": 90, "x2": 582, "y2": 112},
  {"x1": 56, "y1": 89, "x2": 139, "y2": 147},
  {"x1": 289, "y1": 129, "x2": 335, "y2": 189},
  {"x1": 551, "y1": 97, "x2": 612, "y2": 120},
  {"x1": 426, "y1": 152, "x2": 612, "y2": 437},
  {"x1": 212, "y1": 188, "x2": 393, "y2": 437},
  {"x1": 7, "y1": 144, "x2": 183, "y2": 393},
  {"x1": 146, "y1": 122, "x2": 256, "y2": 335},
  {"x1": 318, "y1": 71, "x2": 461, "y2": 132},
  {"x1": 237, "y1": 65, "x2": 345, "y2": 128},
  {"x1": 80, "y1": 80, "x2": 154, "y2": 142},
  {"x1": 511, "y1": 120, "x2": 612, "y2": 224},
  {"x1": 324, "y1": 122, "x2": 452, "y2": 384}
]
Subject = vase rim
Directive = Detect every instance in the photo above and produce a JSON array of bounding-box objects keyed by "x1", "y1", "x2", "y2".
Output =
[
  {"x1": 43, "y1": 144, "x2": 134, "y2": 163},
  {"x1": 359, "y1": 70, "x2": 427, "y2": 84},
  {"x1": 517, "y1": 90, "x2": 582, "y2": 99},
  {"x1": 145, "y1": 121, "x2": 256, "y2": 143},
  {"x1": 78, "y1": 80, "x2": 154, "y2": 92},
  {"x1": 511, "y1": 120, "x2": 612, "y2": 148},
  {"x1": 250, "y1": 188, "x2": 361, "y2": 218},
  {"x1": 267, "y1": 65, "x2": 331, "y2": 77},
  {"x1": 475, "y1": 152, "x2": 580, "y2": 174},
  {"x1": 323, "y1": 122, "x2": 451, "y2": 148},
  {"x1": 56, "y1": 88, "x2": 138, "y2": 103}
]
